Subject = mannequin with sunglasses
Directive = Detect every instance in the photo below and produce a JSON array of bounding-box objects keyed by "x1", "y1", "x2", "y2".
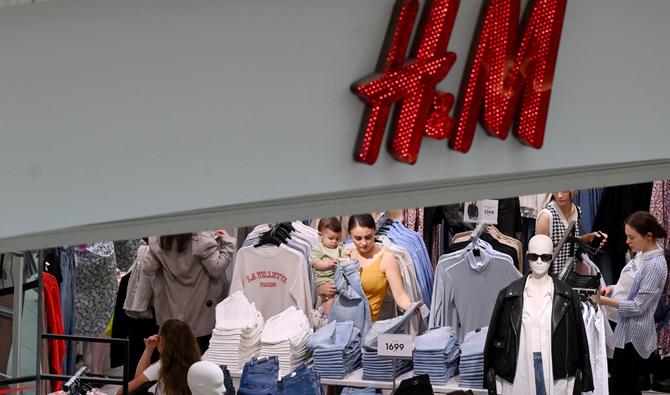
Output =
[{"x1": 485, "y1": 235, "x2": 593, "y2": 395}]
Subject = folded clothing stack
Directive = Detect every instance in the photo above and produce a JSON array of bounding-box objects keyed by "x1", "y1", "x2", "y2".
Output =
[
  {"x1": 360, "y1": 303, "x2": 420, "y2": 381},
  {"x1": 340, "y1": 388, "x2": 379, "y2": 394},
  {"x1": 260, "y1": 306, "x2": 313, "y2": 375},
  {"x1": 459, "y1": 327, "x2": 488, "y2": 389},
  {"x1": 361, "y1": 349, "x2": 412, "y2": 381},
  {"x1": 413, "y1": 326, "x2": 460, "y2": 385},
  {"x1": 203, "y1": 291, "x2": 264, "y2": 371},
  {"x1": 307, "y1": 320, "x2": 362, "y2": 379}
]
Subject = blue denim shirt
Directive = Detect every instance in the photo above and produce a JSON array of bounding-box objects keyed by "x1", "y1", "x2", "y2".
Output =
[{"x1": 329, "y1": 259, "x2": 372, "y2": 337}]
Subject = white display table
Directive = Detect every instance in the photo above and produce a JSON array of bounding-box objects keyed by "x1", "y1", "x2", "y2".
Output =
[{"x1": 319, "y1": 368, "x2": 487, "y2": 394}]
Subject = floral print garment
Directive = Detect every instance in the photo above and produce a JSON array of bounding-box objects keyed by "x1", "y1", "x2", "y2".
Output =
[
  {"x1": 650, "y1": 180, "x2": 670, "y2": 250},
  {"x1": 74, "y1": 242, "x2": 118, "y2": 337},
  {"x1": 113, "y1": 239, "x2": 147, "y2": 272}
]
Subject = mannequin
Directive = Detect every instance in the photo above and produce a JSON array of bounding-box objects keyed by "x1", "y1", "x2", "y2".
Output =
[
  {"x1": 187, "y1": 361, "x2": 226, "y2": 395},
  {"x1": 484, "y1": 235, "x2": 593, "y2": 395}
]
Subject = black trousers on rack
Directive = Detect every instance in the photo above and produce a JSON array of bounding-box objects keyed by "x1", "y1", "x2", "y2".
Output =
[{"x1": 612, "y1": 343, "x2": 644, "y2": 395}]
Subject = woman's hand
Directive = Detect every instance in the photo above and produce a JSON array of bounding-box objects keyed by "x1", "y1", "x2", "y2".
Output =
[
  {"x1": 582, "y1": 231, "x2": 608, "y2": 249},
  {"x1": 599, "y1": 295, "x2": 619, "y2": 308},
  {"x1": 600, "y1": 286, "x2": 614, "y2": 297},
  {"x1": 144, "y1": 335, "x2": 159, "y2": 350},
  {"x1": 316, "y1": 281, "x2": 337, "y2": 299},
  {"x1": 214, "y1": 229, "x2": 228, "y2": 238}
]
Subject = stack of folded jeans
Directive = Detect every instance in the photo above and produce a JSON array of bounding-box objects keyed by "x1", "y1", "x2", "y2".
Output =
[
  {"x1": 307, "y1": 321, "x2": 362, "y2": 379},
  {"x1": 459, "y1": 327, "x2": 488, "y2": 389},
  {"x1": 341, "y1": 388, "x2": 378, "y2": 394},
  {"x1": 413, "y1": 327, "x2": 460, "y2": 385},
  {"x1": 278, "y1": 363, "x2": 323, "y2": 395},
  {"x1": 238, "y1": 356, "x2": 280, "y2": 395},
  {"x1": 260, "y1": 306, "x2": 313, "y2": 375},
  {"x1": 361, "y1": 350, "x2": 412, "y2": 381},
  {"x1": 203, "y1": 291, "x2": 264, "y2": 371},
  {"x1": 360, "y1": 302, "x2": 420, "y2": 381}
]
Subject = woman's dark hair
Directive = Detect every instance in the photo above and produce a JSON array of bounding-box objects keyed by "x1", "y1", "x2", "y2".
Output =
[
  {"x1": 318, "y1": 217, "x2": 342, "y2": 233},
  {"x1": 159, "y1": 233, "x2": 193, "y2": 253},
  {"x1": 158, "y1": 319, "x2": 201, "y2": 395},
  {"x1": 624, "y1": 211, "x2": 668, "y2": 239},
  {"x1": 348, "y1": 214, "x2": 376, "y2": 233}
]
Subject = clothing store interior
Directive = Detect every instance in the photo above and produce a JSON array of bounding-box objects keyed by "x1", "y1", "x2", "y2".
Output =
[{"x1": 2, "y1": 181, "x2": 670, "y2": 395}]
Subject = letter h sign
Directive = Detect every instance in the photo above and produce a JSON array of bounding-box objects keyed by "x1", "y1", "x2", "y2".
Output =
[{"x1": 351, "y1": 0, "x2": 568, "y2": 164}]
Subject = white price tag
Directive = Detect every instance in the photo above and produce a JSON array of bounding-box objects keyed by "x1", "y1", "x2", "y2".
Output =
[
  {"x1": 463, "y1": 199, "x2": 499, "y2": 225},
  {"x1": 419, "y1": 304, "x2": 430, "y2": 320},
  {"x1": 377, "y1": 334, "x2": 414, "y2": 359}
]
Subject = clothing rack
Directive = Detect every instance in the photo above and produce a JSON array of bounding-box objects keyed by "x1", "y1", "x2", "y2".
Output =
[
  {"x1": 1, "y1": 260, "x2": 130, "y2": 395},
  {"x1": 40, "y1": 334, "x2": 130, "y2": 395}
]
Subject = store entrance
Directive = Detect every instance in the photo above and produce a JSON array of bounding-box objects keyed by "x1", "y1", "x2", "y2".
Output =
[{"x1": 2, "y1": 180, "x2": 669, "y2": 395}]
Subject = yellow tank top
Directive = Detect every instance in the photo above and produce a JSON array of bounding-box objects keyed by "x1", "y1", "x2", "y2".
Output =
[{"x1": 360, "y1": 250, "x2": 389, "y2": 321}]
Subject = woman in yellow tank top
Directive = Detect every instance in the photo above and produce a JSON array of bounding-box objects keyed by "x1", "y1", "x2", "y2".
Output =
[{"x1": 347, "y1": 214, "x2": 414, "y2": 321}]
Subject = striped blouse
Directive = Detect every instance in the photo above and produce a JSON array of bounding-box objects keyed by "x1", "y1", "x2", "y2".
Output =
[{"x1": 613, "y1": 249, "x2": 668, "y2": 358}]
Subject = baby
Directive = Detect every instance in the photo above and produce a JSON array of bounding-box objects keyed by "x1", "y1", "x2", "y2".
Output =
[{"x1": 310, "y1": 217, "x2": 346, "y2": 314}]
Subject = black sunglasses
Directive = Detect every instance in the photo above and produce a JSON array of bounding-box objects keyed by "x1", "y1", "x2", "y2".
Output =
[{"x1": 527, "y1": 253, "x2": 553, "y2": 262}]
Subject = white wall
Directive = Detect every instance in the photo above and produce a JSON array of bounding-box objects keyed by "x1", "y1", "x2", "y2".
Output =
[{"x1": 0, "y1": 0, "x2": 669, "y2": 251}]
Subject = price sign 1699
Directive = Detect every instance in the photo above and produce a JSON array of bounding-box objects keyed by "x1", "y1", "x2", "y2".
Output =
[{"x1": 377, "y1": 334, "x2": 413, "y2": 359}]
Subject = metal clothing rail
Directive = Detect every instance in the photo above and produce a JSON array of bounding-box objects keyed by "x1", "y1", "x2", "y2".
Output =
[
  {"x1": 40, "y1": 334, "x2": 130, "y2": 395},
  {"x1": 1, "y1": 257, "x2": 130, "y2": 395}
]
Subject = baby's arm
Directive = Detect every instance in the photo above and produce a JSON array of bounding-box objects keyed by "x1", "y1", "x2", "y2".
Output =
[{"x1": 312, "y1": 258, "x2": 337, "y2": 270}]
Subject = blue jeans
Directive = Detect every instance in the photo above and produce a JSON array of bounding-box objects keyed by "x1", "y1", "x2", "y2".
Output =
[
  {"x1": 279, "y1": 364, "x2": 322, "y2": 395},
  {"x1": 239, "y1": 356, "x2": 280, "y2": 395},
  {"x1": 59, "y1": 246, "x2": 77, "y2": 375},
  {"x1": 533, "y1": 352, "x2": 547, "y2": 395}
]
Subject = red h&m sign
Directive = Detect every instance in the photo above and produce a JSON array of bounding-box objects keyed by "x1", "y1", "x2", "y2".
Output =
[{"x1": 351, "y1": 0, "x2": 568, "y2": 164}]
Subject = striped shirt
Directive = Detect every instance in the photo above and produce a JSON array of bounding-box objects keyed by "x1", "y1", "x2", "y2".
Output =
[{"x1": 613, "y1": 249, "x2": 668, "y2": 358}]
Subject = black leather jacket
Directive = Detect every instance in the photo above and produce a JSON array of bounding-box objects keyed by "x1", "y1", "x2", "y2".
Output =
[{"x1": 483, "y1": 275, "x2": 594, "y2": 395}]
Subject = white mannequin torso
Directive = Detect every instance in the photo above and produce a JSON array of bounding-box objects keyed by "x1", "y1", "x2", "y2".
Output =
[
  {"x1": 497, "y1": 235, "x2": 575, "y2": 395},
  {"x1": 525, "y1": 275, "x2": 552, "y2": 352}
]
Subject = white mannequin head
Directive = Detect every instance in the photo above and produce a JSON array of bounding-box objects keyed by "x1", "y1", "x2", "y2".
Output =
[
  {"x1": 187, "y1": 361, "x2": 226, "y2": 395},
  {"x1": 527, "y1": 235, "x2": 553, "y2": 278}
]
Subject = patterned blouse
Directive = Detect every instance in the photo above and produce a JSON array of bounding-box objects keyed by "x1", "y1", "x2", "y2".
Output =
[{"x1": 74, "y1": 242, "x2": 118, "y2": 337}]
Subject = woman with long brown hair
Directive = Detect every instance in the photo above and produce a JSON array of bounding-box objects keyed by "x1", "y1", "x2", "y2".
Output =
[{"x1": 117, "y1": 319, "x2": 201, "y2": 395}]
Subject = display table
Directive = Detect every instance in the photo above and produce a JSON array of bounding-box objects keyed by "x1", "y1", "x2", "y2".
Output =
[
  {"x1": 228, "y1": 367, "x2": 487, "y2": 394},
  {"x1": 319, "y1": 368, "x2": 486, "y2": 394}
]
